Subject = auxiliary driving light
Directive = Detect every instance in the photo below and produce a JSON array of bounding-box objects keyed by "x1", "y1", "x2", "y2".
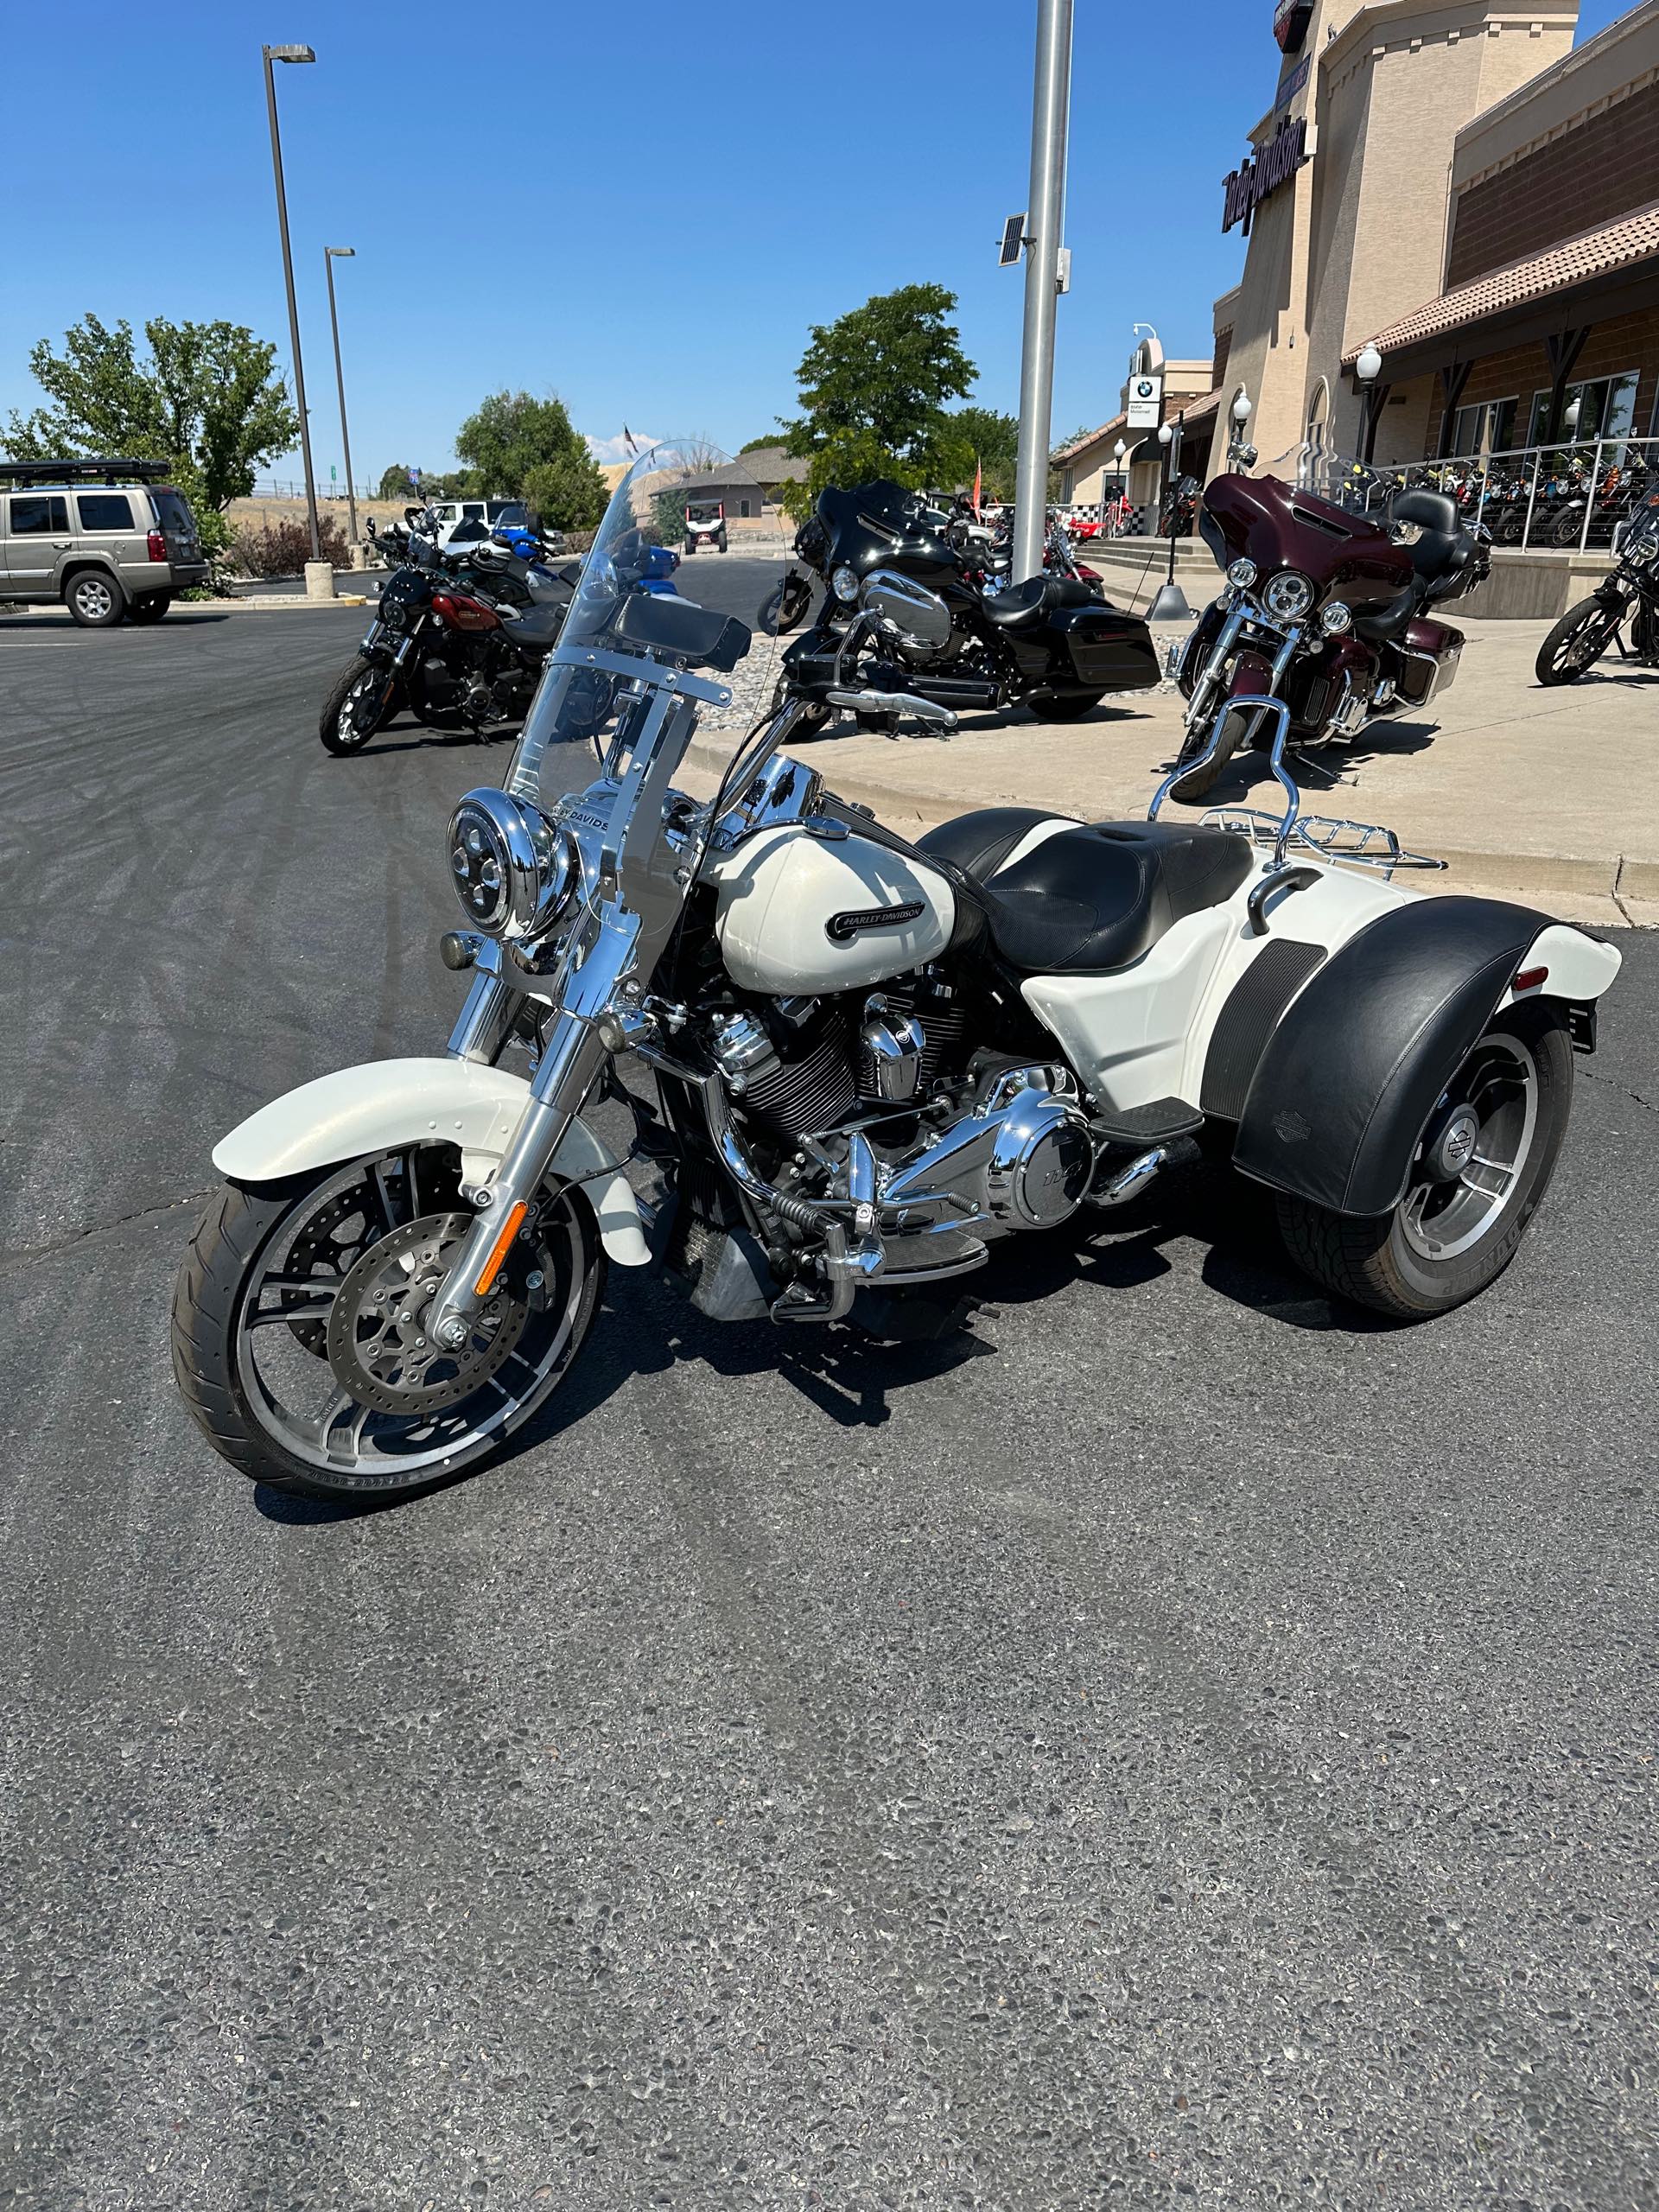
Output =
[
  {"x1": 1226, "y1": 558, "x2": 1257, "y2": 589},
  {"x1": 831, "y1": 563, "x2": 861, "y2": 603},
  {"x1": 1320, "y1": 601, "x2": 1354, "y2": 634}
]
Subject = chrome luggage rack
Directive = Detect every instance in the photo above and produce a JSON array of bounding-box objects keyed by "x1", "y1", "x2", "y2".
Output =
[{"x1": 1147, "y1": 695, "x2": 1445, "y2": 881}]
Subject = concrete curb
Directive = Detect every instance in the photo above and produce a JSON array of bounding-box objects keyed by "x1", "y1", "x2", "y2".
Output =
[
  {"x1": 683, "y1": 734, "x2": 1656, "y2": 929},
  {"x1": 203, "y1": 594, "x2": 369, "y2": 610}
]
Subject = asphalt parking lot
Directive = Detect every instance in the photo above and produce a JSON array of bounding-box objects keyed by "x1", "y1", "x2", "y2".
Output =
[{"x1": 2, "y1": 592, "x2": 1656, "y2": 2209}]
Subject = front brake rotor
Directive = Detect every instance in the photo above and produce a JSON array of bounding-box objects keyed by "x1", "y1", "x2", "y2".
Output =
[{"x1": 325, "y1": 1212, "x2": 528, "y2": 1416}]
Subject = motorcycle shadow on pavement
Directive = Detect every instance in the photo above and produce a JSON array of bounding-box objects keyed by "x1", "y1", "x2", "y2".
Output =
[
  {"x1": 1160, "y1": 719, "x2": 1441, "y2": 809},
  {"x1": 347, "y1": 715, "x2": 524, "y2": 760},
  {"x1": 252, "y1": 1156, "x2": 1381, "y2": 1518}
]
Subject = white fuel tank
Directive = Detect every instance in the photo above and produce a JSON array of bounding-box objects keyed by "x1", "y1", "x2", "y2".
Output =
[{"x1": 706, "y1": 823, "x2": 956, "y2": 995}]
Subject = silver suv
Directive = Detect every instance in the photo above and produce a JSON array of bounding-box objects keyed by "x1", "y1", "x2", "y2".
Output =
[{"x1": 0, "y1": 458, "x2": 209, "y2": 625}]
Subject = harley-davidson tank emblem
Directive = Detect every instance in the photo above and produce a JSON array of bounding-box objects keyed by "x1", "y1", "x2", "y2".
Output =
[{"x1": 825, "y1": 899, "x2": 926, "y2": 944}]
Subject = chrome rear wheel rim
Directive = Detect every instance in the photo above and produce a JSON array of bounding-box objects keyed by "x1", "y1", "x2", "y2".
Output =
[{"x1": 1401, "y1": 1032, "x2": 1539, "y2": 1262}]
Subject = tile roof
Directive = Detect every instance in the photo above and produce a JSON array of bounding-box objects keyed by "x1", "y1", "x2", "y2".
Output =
[
  {"x1": 1055, "y1": 387, "x2": 1222, "y2": 461},
  {"x1": 1344, "y1": 200, "x2": 1659, "y2": 364},
  {"x1": 734, "y1": 443, "x2": 810, "y2": 481},
  {"x1": 1055, "y1": 412, "x2": 1127, "y2": 460}
]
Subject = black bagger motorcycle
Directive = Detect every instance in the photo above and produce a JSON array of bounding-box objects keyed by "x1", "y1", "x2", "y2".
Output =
[
  {"x1": 772, "y1": 480, "x2": 1160, "y2": 732},
  {"x1": 1535, "y1": 486, "x2": 1659, "y2": 684}
]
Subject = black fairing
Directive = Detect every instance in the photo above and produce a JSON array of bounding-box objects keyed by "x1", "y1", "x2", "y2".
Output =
[{"x1": 1232, "y1": 896, "x2": 1549, "y2": 1216}]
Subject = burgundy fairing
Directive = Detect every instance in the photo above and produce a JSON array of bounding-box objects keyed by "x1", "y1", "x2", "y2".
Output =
[{"x1": 1201, "y1": 473, "x2": 1412, "y2": 609}]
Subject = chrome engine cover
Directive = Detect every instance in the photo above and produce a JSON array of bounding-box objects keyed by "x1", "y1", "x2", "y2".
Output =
[
  {"x1": 878, "y1": 1065, "x2": 1096, "y2": 1243},
  {"x1": 983, "y1": 1080, "x2": 1096, "y2": 1229}
]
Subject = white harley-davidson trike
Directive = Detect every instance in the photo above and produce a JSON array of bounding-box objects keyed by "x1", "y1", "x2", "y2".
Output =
[{"x1": 174, "y1": 446, "x2": 1620, "y2": 1502}]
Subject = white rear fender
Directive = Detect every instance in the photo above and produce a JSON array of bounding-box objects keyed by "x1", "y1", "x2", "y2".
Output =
[
  {"x1": 1500, "y1": 923, "x2": 1622, "y2": 1007},
  {"x1": 211, "y1": 1056, "x2": 651, "y2": 1267}
]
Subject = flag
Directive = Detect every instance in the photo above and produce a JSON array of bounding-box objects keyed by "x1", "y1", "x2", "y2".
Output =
[{"x1": 971, "y1": 457, "x2": 982, "y2": 519}]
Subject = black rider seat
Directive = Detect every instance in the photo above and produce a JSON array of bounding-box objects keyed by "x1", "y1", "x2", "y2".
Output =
[
  {"x1": 498, "y1": 601, "x2": 565, "y2": 647},
  {"x1": 980, "y1": 573, "x2": 1099, "y2": 627},
  {"x1": 1354, "y1": 489, "x2": 1471, "y2": 642},
  {"x1": 918, "y1": 806, "x2": 1255, "y2": 974}
]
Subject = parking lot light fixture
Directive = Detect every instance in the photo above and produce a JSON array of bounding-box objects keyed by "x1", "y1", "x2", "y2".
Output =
[
  {"x1": 324, "y1": 247, "x2": 359, "y2": 548},
  {"x1": 262, "y1": 43, "x2": 322, "y2": 564}
]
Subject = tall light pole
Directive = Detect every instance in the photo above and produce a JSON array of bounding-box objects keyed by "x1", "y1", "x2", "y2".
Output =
[
  {"x1": 324, "y1": 246, "x2": 359, "y2": 546},
  {"x1": 262, "y1": 43, "x2": 321, "y2": 563},
  {"x1": 1012, "y1": 0, "x2": 1074, "y2": 584}
]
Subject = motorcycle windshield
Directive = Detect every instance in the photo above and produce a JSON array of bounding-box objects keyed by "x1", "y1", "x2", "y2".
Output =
[{"x1": 506, "y1": 442, "x2": 787, "y2": 810}]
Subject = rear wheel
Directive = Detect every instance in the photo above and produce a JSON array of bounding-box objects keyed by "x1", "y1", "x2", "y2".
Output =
[
  {"x1": 1168, "y1": 707, "x2": 1247, "y2": 802},
  {"x1": 64, "y1": 569, "x2": 126, "y2": 626},
  {"x1": 1536, "y1": 597, "x2": 1619, "y2": 685},
  {"x1": 171, "y1": 1147, "x2": 606, "y2": 1502},
  {"x1": 1276, "y1": 1004, "x2": 1572, "y2": 1319},
  {"x1": 320, "y1": 658, "x2": 399, "y2": 753}
]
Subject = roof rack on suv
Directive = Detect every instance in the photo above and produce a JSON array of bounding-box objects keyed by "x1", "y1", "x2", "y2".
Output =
[{"x1": 0, "y1": 457, "x2": 171, "y2": 487}]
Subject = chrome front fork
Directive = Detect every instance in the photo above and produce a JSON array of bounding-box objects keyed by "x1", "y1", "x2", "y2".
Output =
[{"x1": 425, "y1": 914, "x2": 637, "y2": 1350}]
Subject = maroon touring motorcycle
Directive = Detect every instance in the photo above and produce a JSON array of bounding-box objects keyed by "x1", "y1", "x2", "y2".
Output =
[{"x1": 1170, "y1": 444, "x2": 1491, "y2": 801}]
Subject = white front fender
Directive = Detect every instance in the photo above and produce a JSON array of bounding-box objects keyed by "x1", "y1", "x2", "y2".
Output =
[{"x1": 212, "y1": 1056, "x2": 651, "y2": 1267}]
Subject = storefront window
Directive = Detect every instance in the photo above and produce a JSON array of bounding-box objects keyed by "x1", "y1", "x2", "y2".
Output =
[
  {"x1": 1449, "y1": 397, "x2": 1517, "y2": 457},
  {"x1": 1528, "y1": 371, "x2": 1638, "y2": 452}
]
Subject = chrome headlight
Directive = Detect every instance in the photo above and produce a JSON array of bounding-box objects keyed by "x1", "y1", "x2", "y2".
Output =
[
  {"x1": 830, "y1": 563, "x2": 861, "y2": 603},
  {"x1": 1320, "y1": 601, "x2": 1353, "y2": 634},
  {"x1": 448, "y1": 787, "x2": 578, "y2": 939},
  {"x1": 1226, "y1": 558, "x2": 1257, "y2": 589},
  {"x1": 1263, "y1": 570, "x2": 1315, "y2": 622}
]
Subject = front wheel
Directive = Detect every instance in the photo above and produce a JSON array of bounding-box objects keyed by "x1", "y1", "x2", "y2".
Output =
[
  {"x1": 1168, "y1": 707, "x2": 1248, "y2": 802},
  {"x1": 1536, "y1": 598, "x2": 1620, "y2": 685},
  {"x1": 171, "y1": 1146, "x2": 606, "y2": 1502},
  {"x1": 1275, "y1": 1005, "x2": 1573, "y2": 1319},
  {"x1": 320, "y1": 657, "x2": 399, "y2": 753}
]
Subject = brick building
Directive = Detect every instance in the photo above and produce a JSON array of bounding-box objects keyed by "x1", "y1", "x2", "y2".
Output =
[{"x1": 1205, "y1": 0, "x2": 1659, "y2": 475}]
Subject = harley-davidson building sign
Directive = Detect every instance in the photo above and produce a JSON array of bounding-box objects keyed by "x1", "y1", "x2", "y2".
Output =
[
  {"x1": 1220, "y1": 114, "x2": 1307, "y2": 237},
  {"x1": 1199, "y1": 0, "x2": 1659, "y2": 488}
]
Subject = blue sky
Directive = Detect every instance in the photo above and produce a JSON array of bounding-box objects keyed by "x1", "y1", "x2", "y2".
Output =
[{"x1": 0, "y1": 0, "x2": 1636, "y2": 485}]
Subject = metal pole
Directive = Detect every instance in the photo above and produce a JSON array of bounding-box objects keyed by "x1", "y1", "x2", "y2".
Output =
[
  {"x1": 1522, "y1": 448, "x2": 1541, "y2": 550},
  {"x1": 1012, "y1": 0, "x2": 1073, "y2": 585},
  {"x1": 1579, "y1": 435, "x2": 1602, "y2": 556},
  {"x1": 263, "y1": 48, "x2": 321, "y2": 563},
  {"x1": 325, "y1": 250, "x2": 359, "y2": 547},
  {"x1": 1165, "y1": 413, "x2": 1184, "y2": 586}
]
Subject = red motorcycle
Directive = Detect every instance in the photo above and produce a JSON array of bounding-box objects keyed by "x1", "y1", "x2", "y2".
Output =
[{"x1": 1170, "y1": 445, "x2": 1490, "y2": 801}]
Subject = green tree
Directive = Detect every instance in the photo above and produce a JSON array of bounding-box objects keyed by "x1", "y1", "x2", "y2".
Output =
[
  {"x1": 454, "y1": 389, "x2": 605, "y2": 510},
  {"x1": 377, "y1": 462, "x2": 419, "y2": 499},
  {"x1": 3, "y1": 313, "x2": 300, "y2": 556},
  {"x1": 739, "y1": 434, "x2": 779, "y2": 453},
  {"x1": 523, "y1": 452, "x2": 609, "y2": 532},
  {"x1": 942, "y1": 404, "x2": 1020, "y2": 499},
  {"x1": 782, "y1": 283, "x2": 976, "y2": 501}
]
